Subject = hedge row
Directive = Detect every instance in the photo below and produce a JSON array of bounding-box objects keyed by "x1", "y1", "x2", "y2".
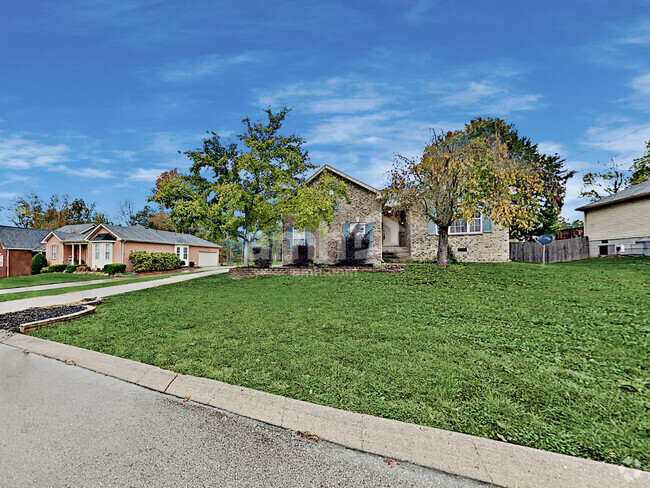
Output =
[
  {"x1": 104, "y1": 263, "x2": 127, "y2": 275},
  {"x1": 129, "y1": 251, "x2": 182, "y2": 272}
]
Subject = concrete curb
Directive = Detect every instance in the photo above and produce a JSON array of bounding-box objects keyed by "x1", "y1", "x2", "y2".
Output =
[
  {"x1": 2, "y1": 333, "x2": 647, "y2": 488},
  {"x1": 19, "y1": 304, "x2": 97, "y2": 333}
]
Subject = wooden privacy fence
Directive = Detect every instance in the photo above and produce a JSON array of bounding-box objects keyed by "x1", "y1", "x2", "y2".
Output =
[{"x1": 510, "y1": 236, "x2": 589, "y2": 263}]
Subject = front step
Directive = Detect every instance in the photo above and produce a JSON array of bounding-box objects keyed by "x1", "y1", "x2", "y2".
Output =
[{"x1": 382, "y1": 247, "x2": 413, "y2": 263}]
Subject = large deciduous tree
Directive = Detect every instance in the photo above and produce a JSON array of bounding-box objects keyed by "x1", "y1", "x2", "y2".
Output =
[
  {"x1": 387, "y1": 119, "x2": 543, "y2": 267},
  {"x1": 151, "y1": 108, "x2": 347, "y2": 266},
  {"x1": 465, "y1": 118, "x2": 574, "y2": 240}
]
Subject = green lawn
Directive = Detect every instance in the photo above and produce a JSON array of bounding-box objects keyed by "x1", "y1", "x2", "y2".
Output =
[
  {"x1": 0, "y1": 272, "x2": 112, "y2": 290},
  {"x1": 34, "y1": 258, "x2": 649, "y2": 469},
  {"x1": 0, "y1": 272, "x2": 192, "y2": 303}
]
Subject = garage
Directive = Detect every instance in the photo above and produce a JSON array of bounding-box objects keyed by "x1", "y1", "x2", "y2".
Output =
[{"x1": 198, "y1": 251, "x2": 219, "y2": 267}]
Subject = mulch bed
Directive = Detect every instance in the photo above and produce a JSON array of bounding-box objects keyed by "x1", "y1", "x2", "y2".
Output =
[{"x1": 0, "y1": 306, "x2": 86, "y2": 333}]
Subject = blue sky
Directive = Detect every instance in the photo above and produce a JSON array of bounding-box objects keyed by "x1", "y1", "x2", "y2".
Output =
[{"x1": 1, "y1": 0, "x2": 649, "y2": 224}]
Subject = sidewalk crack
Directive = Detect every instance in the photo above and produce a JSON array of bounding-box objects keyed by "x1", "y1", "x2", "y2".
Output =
[{"x1": 163, "y1": 374, "x2": 178, "y2": 393}]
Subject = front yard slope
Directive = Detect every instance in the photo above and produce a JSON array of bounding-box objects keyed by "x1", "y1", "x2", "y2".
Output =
[{"x1": 35, "y1": 258, "x2": 650, "y2": 469}]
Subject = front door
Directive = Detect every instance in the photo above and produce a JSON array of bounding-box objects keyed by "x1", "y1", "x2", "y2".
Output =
[{"x1": 93, "y1": 243, "x2": 113, "y2": 270}]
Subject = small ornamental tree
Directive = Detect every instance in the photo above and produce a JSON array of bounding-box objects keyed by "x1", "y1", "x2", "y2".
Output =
[
  {"x1": 151, "y1": 108, "x2": 348, "y2": 266},
  {"x1": 31, "y1": 253, "x2": 47, "y2": 275},
  {"x1": 386, "y1": 118, "x2": 543, "y2": 267}
]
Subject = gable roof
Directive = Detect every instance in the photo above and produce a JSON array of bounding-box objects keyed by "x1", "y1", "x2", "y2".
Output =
[
  {"x1": 0, "y1": 226, "x2": 50, "y2": 251},
  {"x1": 576, "y1": 179, "x2": 650, "y2": 211},
  {"x1": 86, "y1": 224, "x2": 220, "y2": 248},
  {"x1": 306, "y1": 165, "x2": 380, "y2": 194},
  {"x1": 56, "y1": 223, "x2": 96, "y2": 234}
]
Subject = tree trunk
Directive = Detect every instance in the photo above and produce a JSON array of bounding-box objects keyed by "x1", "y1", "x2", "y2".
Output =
[
  {"x1": 243, "y1": 239, "x2": 250, "y2": 267},
  {"x1": 437, "y1": 226, "x2": 449, "y2": 267}
]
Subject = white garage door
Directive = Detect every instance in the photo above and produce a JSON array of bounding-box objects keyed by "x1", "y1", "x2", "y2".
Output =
[{"x1": 198, "y1": 251, "x2": 218, "y2": 267}]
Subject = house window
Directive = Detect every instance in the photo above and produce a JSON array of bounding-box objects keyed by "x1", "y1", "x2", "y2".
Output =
[
  {"x1": 105, "y1": 243, "x2": 111, "y2": 261},
  {"x1": 176, "y1": 246, "x2": 189, "y2": 261},
  {"x1": 286, "y1": 227, "x2": 311, "y2": 251},
  {"x1": 449, "y1": 214, "x2": 482, "y2": 234},
  {"x1": 0, "y1": 254, "x2": 3, "y2": 267},
  {"x1": 52, "y1": 244, "x2": 57, "y2": 260},
  {"x1": 344, "y1": 222, "x2": 374, "y2": 250},
  {"x1": 293, "y1": 229, "x2": 306, "y2": 246},
  {"x1": 94, "y1": 244, "x2": 100, "y2": 260}
]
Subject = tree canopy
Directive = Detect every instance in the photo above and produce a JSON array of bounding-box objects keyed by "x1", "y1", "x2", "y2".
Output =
[
  {"x1": 151, "y1": 108, "x2": 347, "y2": 265},
  {"x1": 8, "y1": 194, "x2": 111, "y2": 230},
  {"x1": 387, "y1": 118, "x2": 543, "y2": 267}
]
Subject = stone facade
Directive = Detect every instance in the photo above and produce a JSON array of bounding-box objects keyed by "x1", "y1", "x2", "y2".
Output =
[
  {"x1": 408, "y1": 212, "x2": 510, "y2": 263},
  {"x1": 283, "y1": 171, "x2": 383, "y2": 265}
]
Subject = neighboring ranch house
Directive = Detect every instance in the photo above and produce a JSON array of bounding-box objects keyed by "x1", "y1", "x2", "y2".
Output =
[
  {"x1": 42, "y1": 224, "x2": 220, "y2": 271},
  {"x1": 0, "y1": 226, "x2": 49, "y2": 278},
  {"x1": 283, "y1": 165, "x2": 509, "y2": 265},
  {"x1": 577, "y1": 179, "x2": 650, "y2": 257}
]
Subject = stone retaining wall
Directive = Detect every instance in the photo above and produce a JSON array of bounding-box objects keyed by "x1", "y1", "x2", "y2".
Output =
[{"x1": 229, "y1": 266, "x2": 404, "y2": 279}]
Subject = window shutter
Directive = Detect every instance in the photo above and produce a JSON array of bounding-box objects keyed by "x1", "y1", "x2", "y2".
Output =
[
  {"x1": 343, "y1": 223, "x2": 351, "y2": 237},
  {"x1": 482, "y1": 215, "x2": 492, "y2": 233},
  {"x1": 366, "y1": 222, "x2": 373, "y2": 250},
  {"x1": 286, "y1": 226, "x2": 293, "y2": 251},
  {"x1": 428, "y1": 219, "x2": 437, "y2": 235},
  {"x1": 305, "y1": 229, "x2": 311, "y2": 246}
]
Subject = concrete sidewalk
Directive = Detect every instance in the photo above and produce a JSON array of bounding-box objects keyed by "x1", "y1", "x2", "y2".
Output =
[
  {"x1": 2, "y1": 333, "x2": 647, "y2": 488},
  {"x1": 0, "y1": 268, "x2": 228, "y2": 314}
]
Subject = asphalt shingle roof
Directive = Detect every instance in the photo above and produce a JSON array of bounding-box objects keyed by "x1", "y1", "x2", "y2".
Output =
[
  {"x1": 577, "y1": 179, "x2": 650, "y2": 211},
  {"x1": 0, "y1": 226, "x2": 50, "y2": 251},
  {"x1": 99, "y1": 224, "x2": 220, "y2": 248},
  {"x1": 55, "y1": 223, "x2": 96, "y2": 234}
]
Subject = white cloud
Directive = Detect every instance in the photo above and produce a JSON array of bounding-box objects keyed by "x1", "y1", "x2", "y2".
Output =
[
  {"x1": 0, "y1": 192, "x2": 19, "y2": 200},
  {"x1": 627, "y1": 72, "x2": 650, "y2": 111},
  {"x1": 618, "y1": 21, "x2": 650, "y2": 45},
  {"x1": 583, "y1": 122, "x2": 650, "y2": 157},
  {"x1": 161, "y1": 52, "x2": 265, "y2": 82},
  {"x1": 128, "y1": 168, "x2": 167, "y2": 182},
  {"x1": 402, "y1": 0, "x2": 438, "y2": 25},
  {"x1": 537, "y1": 141, "x2": 565, "y2": 156},
  {"x1": 0, "y1": 135, "x2": 69, "y2": 170}
]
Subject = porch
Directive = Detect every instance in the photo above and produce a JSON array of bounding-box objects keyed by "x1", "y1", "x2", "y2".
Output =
[
  {"x1": 62, "y1": 242, "x2": 88, "y2": 265},
  {"x1": 382, "y1": 209, "x2": 412, "y2": 262}
]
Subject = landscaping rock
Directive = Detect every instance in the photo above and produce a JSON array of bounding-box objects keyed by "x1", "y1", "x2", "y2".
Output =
[{"x1": 0, "y1": 306, "x2": 86, "y2": 333}]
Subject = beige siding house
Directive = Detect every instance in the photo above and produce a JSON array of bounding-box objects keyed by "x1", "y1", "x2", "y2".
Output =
[
  {"x1": 283, "y1": 166, "x2": 509, "y2": 265},
  {"x1": 577, "y1": 179, "x2": 650, "y2": 257}
]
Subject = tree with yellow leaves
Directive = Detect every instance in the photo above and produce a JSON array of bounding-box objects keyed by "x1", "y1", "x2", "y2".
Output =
[{"x1": 386, "y1": 119, "x2": 543, "y2": 267}]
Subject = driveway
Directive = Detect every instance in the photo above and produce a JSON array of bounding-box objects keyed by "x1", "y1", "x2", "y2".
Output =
[
  {"x1": 0, "y1": 268, "x2": 229, "y2": 315},
  {"x1": 0, "y1": 343, "x2": 487, "y2": 488}
]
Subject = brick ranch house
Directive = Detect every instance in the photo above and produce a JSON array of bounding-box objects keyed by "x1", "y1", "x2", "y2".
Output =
[
  {"x1": 41, "y1": 224, "x2": 221, "y2": 272},
  {"x1": 283, "y1": 165, "x2": 509, "y2": 265},
  {"x1": 0, "y1": 226, "x2": 50, "y2": 278}
]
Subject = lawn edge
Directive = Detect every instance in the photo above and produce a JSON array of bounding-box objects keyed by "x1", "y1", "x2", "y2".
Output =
[{"x1": 1, "y1": 332, "x2": 647, "y2": 488}]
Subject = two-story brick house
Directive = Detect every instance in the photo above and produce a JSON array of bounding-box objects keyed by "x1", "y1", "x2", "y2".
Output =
[{"x1": 283, "y1": 165, "x2": 509, "y2": 265}]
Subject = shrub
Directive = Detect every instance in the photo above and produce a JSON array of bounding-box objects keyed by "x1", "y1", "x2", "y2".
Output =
[
  {"x1": 341, "y1": 229, "x2": 370, "y2": 265},
  {"x1": 252, "y1": 247, "x2": 272, "y2": 268},
  {"x1": 65, "y1": 264, "x2": 82, "y2": 273},
  {"x1": 189, "y1": 261, "x2": 195, "y2": 268},
  {"x1": 48, "y1": 264, "x2": 67, "y2": 273},
  {"x1": 129, "y1": 250, "x2": 181, "y2": 273},
  {"x1": 40, "y1": 266, "x2": 49, "y2": 273},
  {"x1": 292, "y1": 244, "x2": 313, "y2": 266},
  {"x1": 151, "y1": 252, "x2": 182, "y2": 271},
  {"x1": 104, "y1": 263, "x2": 127, "y2": 275},
  {"x1": 129, "y1": 251, "x2": 153, "y2": 272},
  {"x1": 180, "y1": 260, "x2": 186, "y2": 267},
  {"x1": 31, "y1": 254, "x2": 47, "y2": 275}
]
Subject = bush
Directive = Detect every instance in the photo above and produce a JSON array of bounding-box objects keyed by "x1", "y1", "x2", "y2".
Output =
[
  {"x1": 151, "y1": 252, "x2": 182, "y2": 271},
  {"x1": 189, "y1": 261, "x2": 195, "y2": 268},
  {"x1": 292, "y1": 244, "x2": 313, "y2": 266},
  {"x1": 252, "y1": 247, "x2": 272, "y2": 268},
  {"x1": 104, "y1": 263, "x2": 127, "y2": 275},
  {"x1": 65, "y1": 264, "x2": 82, "y2": 273},
  {"x1": 47, "y1": 264, "x2": 67, "y2": 273},
  {"x1": 40, "y1": 267, "x2": 49, "y2": 273},
  {"x1": 32, "y1": 254, "x2": 47, "y2": 275},
  {"x1": 129, "y1": 250, "x2": 181, "y2": 273},
  {"x1": 129, "y1": 251, "x2": 152, "y2": 272},
  {"x1": 180, "y1": 260, "x2": 186, "y2": 267}
]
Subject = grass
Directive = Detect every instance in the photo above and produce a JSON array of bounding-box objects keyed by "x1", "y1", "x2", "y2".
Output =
[
  {"x1": 0, "y1": 272, "x2": 112, "y2": 290},
  {"x1": 34, "y1": 257, "x2": 649, "y2": 469},
  {"x1": 0, "y1": 272, "x2": 191, "y2": 303}
]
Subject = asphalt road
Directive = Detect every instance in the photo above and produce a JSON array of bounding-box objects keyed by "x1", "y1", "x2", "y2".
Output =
[{"x1": 0, "y1": 343, "x2": 489, "y2": 487}]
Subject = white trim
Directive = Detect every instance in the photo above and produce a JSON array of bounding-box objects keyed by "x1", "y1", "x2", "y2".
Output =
[{"x1": 449, "y1": 214, "x2": 483, "y2": 235}]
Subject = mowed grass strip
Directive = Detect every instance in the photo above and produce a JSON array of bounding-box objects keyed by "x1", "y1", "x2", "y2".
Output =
[
  {"x1": 35, "y1": 258, "x2": 650, "y2": 468},
  {"x1": 0, "y1": 272, "x2": 112, "y2": 290}
]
